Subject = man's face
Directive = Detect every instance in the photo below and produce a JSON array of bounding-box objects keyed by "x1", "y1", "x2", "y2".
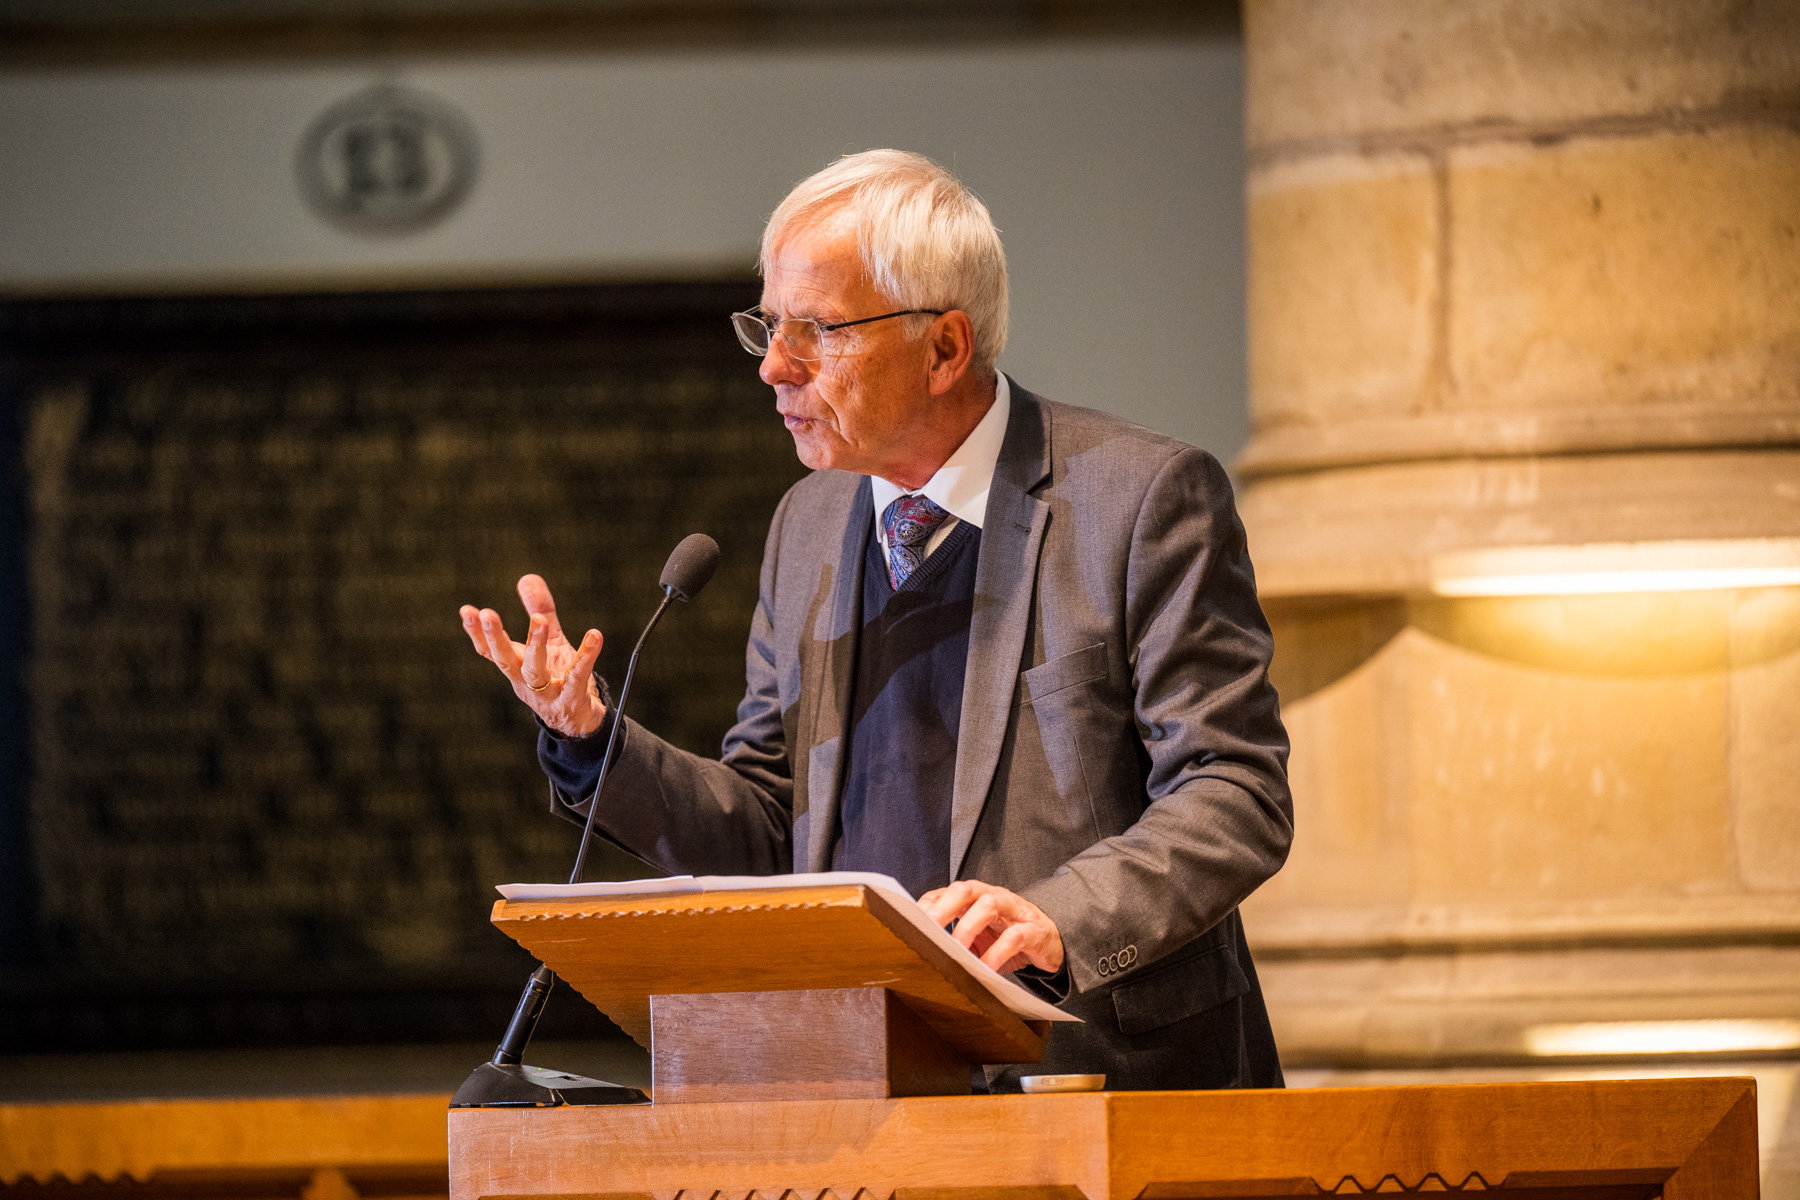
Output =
[{"x1": 759, "y1": 215, "x2": 933, "y2": 481}]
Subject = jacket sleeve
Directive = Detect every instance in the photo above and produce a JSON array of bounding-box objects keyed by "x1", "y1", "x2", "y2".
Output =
[
  {"x1": 536, "y1": 489, "x2": 797, "y2": 876},
  {"x1": 1019, "y1": 446, "x2": 1293, "y2": 997}
]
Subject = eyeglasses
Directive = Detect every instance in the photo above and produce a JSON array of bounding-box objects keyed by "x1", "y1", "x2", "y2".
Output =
[{"x1": 730, "y1": 306, "x2": 945, "y2": 362}]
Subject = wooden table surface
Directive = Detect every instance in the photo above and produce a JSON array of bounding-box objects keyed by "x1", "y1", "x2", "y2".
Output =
[
  {"x1": 1, "y1": 1092, "x2": 452, "y2": 1198},
  {"x1": 0, "y1": 1076, "x2": 1760, "y2": 1200},
  {"x1": 449, "y1": 1077, "x2": 1759, "y2": 1200}
]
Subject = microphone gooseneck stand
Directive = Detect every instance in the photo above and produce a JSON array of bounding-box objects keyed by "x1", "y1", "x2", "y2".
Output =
[{"x1": 452, "y1": 535, "x2": 718, "y2": 1109}]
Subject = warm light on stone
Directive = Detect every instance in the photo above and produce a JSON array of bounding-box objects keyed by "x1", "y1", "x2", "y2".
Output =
[
  {"x1": 1431, "y1": 539, "x2": 1800, "y2": 596},
  {"x1": 1525, "y1": 1020, "x2": 1800, "y2": 1058}
]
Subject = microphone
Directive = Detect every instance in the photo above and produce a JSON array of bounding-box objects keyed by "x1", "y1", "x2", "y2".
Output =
[
  {"x1": 453, "y1": 533, "x2": 720, "y2": 1110},
  {"x1": 568, "y1": 533, "x2": 718, "y2": 885},
  {"x1": 660, "y1": 532, "x2": 721, "y2": 602}
]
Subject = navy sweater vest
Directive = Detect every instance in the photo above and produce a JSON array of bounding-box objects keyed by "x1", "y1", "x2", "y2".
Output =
[{"x1": 830, "y1": 519, "x2": 981, "y2": 898}]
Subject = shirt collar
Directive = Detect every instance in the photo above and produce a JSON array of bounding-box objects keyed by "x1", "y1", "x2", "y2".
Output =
[{"x1": 870, "y1": 372, "x2": 1011, "y2": 540}]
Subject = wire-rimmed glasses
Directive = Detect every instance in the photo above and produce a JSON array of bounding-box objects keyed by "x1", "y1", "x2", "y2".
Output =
[{"x1": 730, "y1": 306, "x2": 946, "y2": 362}]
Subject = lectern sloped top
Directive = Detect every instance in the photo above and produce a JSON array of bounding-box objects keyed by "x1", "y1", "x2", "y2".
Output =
[{"x1": 490, "y1": 882, "x2": 1049, "y2": 1063}]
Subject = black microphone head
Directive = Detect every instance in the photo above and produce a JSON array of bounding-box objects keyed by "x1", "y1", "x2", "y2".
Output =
[{"x1": 660, "y1": 533, "x2": 720, "y2": 602}]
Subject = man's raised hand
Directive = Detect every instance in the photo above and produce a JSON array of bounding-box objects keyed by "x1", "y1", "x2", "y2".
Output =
[{"x1": 459, "y1": 574, "x2": 607, "y2": 738}]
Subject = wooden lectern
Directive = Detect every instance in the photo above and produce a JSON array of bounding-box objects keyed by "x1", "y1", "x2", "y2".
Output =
[
  {"x1": 457, "y1": 884, "x2": 1761, "y2": 1200},
  {"x1": 488, "y1": 881, "x2": 1047, "y2": 1102}
]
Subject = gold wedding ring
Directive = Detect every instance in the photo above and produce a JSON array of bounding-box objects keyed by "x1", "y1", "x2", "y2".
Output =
[{"x1": 526, "y1": 676, "x2": 552, "y2": 693}]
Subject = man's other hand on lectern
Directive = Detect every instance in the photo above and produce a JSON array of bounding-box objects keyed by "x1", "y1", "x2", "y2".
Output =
[{"x1": 921, "y1": 880, "x2": 1065, "y2": 977}]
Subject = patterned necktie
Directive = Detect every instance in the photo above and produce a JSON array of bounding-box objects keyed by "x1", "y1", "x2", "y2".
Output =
[{"x1": 881, "y1": 494, "x2": 951, "y2": 591}]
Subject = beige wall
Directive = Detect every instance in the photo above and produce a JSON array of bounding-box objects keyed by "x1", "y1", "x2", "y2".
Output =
[{"x1": 1236, "y1": 0, "x2": 1800, "y2": 1071}]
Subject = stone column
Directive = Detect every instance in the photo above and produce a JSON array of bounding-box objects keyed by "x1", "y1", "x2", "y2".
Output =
[{"x1": 1237, "y1": 0, "x2": 1800, "y2": 1066}]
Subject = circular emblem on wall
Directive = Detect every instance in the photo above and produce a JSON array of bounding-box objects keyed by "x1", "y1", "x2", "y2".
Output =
[{"x1": 297, "y1": 84, "x2": 478, "y2": 236}]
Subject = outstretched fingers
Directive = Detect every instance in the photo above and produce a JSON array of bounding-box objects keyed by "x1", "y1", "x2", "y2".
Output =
[
  {"x1": 459, "y1": 606, "x2": 493, "y2": 661},
  {"x1": 523, "y1": 613, "x2": 552, "y2": 689},
  {"x1": 557, "y1": 629, "x2": 603, "y2": 704},
  {"x1": 478, "y1": 608, "x2": 526, "y2": 683},
  {"x1": 458, "y1": 583, "x2": 609, "y2": 738},
  {"x1": 517, "y1": 574, "x2": 567, "y2": 644}
]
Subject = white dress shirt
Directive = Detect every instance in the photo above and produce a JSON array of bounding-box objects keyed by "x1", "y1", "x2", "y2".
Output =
[{"x1": 870, "y1": 372, "x2": 1011, "y2": 558}]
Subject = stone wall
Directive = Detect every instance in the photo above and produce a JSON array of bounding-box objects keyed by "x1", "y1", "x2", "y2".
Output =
[{"x1": 1237, "y1": 0, "x2": 1800, "y2": 1066}]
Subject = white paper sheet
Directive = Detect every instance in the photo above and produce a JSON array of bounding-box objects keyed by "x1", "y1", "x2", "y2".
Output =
[{"x1": 497, "y1": 870, "x2": 1079, "y2": 1024}]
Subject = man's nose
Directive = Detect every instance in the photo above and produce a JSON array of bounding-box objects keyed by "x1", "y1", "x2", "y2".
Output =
[{"x1": 759, "y1": 335, "x2": 812, "y2": 387}]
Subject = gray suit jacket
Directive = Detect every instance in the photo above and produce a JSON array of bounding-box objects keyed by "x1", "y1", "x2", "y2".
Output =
[{"x1": 548, "y1": 382, "x2": 1293, "y2": 1090}]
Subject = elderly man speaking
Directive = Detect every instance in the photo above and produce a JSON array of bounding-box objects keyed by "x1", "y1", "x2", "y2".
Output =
[{"x1": 461, "y1": 150, "x2": 1293, "y2": 1092}]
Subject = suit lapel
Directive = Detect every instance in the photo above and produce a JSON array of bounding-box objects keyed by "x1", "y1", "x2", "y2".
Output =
[
  {"x1": 950, "y1": 383, "x2": 1052, "y2": 881},
  {"x1": 801, "y1": 473, "x2": 871, "y2": 873}
]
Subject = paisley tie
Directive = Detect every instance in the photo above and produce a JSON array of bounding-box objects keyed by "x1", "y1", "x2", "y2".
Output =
[{"x1": 881, "y1": 494, "x2": 952, "y2": 591}]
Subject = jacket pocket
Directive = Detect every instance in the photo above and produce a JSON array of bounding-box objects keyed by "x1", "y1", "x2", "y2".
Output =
[
  {"x1": 1020, "y1": 643, "x2": 1111, "y2": 836},
  {"x1": 1112, "y1": 939, "x2": 1250, "y2": 1036},
  {"x1": 1021, "y1": 642, "x2": 1109, "y2": 704}
]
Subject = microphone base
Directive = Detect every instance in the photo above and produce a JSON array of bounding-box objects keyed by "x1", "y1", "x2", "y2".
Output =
[{"x1": 449, "y1": 1061, "x2": 649, "y2": 1108}]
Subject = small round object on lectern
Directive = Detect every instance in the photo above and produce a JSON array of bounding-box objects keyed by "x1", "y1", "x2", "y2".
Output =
[{"x1": 1020, "y1": 1074, "x2": 1106, "y2": 1094}]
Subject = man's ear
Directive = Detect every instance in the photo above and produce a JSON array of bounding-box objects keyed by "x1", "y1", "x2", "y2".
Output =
[{"x1": 925, "y1": 310, "x2": 977, "y2": 396}]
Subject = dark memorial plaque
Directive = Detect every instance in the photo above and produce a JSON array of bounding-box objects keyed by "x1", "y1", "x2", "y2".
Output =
[{"x1": 0, "y1": 281, "x2": 802, "y2": 1050}]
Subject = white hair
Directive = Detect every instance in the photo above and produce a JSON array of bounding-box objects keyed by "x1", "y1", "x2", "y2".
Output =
[{"x1": 759, "y1": 149, "x2": 1009, "y2": 367}]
